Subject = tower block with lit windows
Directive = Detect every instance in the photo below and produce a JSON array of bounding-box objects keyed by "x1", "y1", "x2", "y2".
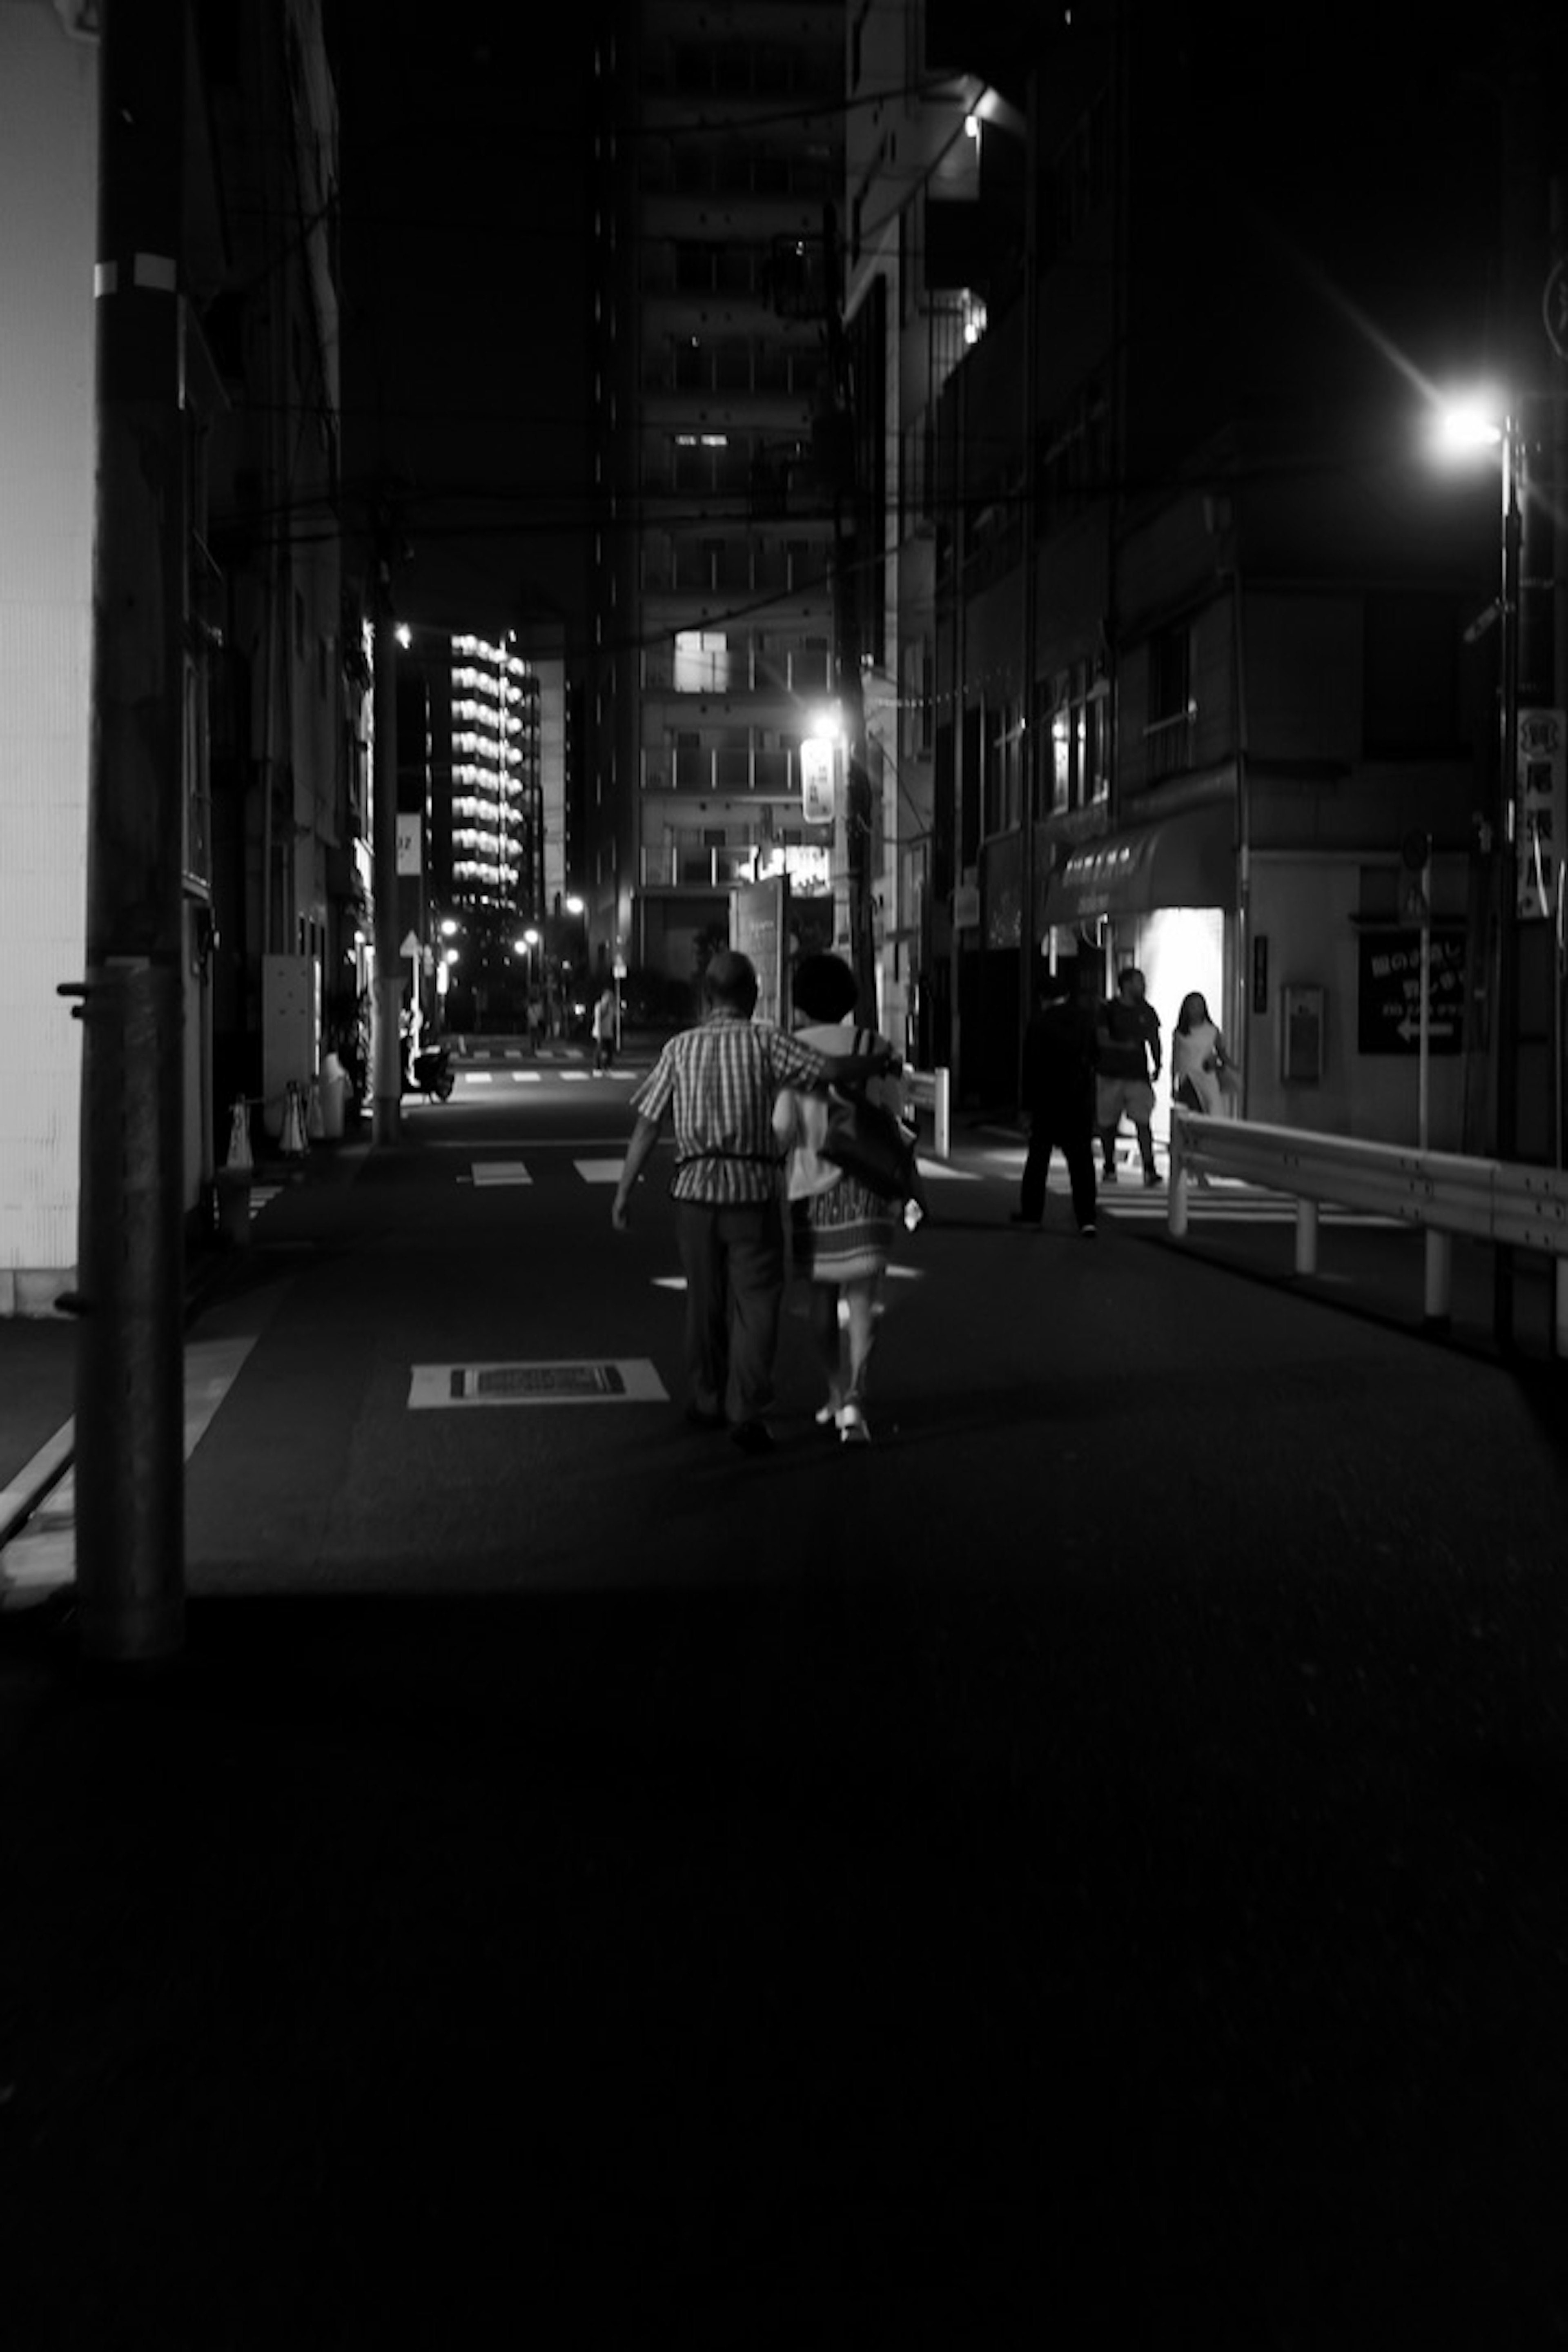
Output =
[{"x1": 588, "y1": 2, "x2": 846, "y2": 1010}]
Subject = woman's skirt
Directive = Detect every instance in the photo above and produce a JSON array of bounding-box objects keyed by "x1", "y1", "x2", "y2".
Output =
[{"x1": 791, "y1": 1176, "x2": 897, "y2": 1285}]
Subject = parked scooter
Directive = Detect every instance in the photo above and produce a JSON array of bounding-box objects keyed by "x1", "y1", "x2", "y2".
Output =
[{"x1": 403, "y1": 1039, "x2": 455, "y2": 1101}]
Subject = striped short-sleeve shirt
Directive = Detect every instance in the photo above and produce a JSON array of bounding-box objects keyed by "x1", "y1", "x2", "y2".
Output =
[{"x1": 631, "y1": 1012, "x2": 833, "y2": 1205}]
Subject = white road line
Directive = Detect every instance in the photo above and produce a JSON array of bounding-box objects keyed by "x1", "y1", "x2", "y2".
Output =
[
  {"x1": 462, "y1": 1071, "x2": 494, "y2": 1085},
  {"x1": 561, "y1": 1071, "x2": 590, "y2": 1084},
  {"x1": 916, "y1": 1157, "x2": 979, "y2": 1182},
  {"x1": 472, "y1": 1162, "x2": 532, "y2": 1187},
  {"x1": 0, "y1": 1335, "x2": 259, "y2": 1601},
  {"x1": 575, "y1": 1160, "x2": 625, "y2": 1183},
  {"x1": 510, "y1": 1070, "x2": 542, "y2": 1084},
  {"x1": 0, "y1": 1419, "x2": 74, "y2": 1542}
]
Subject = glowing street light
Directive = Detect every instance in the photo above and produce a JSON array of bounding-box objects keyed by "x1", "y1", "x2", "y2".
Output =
[{"x1": 1432, "y1": 392, "x2": 1527, "y2": 1335}]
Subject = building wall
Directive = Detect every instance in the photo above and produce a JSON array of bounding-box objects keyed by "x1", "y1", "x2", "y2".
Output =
[
  {"x1": 0, "y1": 3, "x2": 96, "y2": 1303},
  {"x1": 590, "y1": 0, "x2": 844, "y2": 1001}
]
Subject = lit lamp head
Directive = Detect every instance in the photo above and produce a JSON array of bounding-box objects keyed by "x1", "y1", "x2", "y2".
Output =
[{"x1": 1431, "y1": 397, "x2": 1505, "y2": 461}]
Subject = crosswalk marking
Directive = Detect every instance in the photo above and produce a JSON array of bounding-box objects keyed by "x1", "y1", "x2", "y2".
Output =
[
  {"x1": 472, "y1": 1162, "x2": 532, "y2": 1187},
  {"x1": 561, "y1": 1071, "x2": 590, "y2": 1084},
  {"x1": 574, "y1": 1160, "x2": 624, "y2": 1183},
  {"x1": 463, "y1": 1070, "x2": 494, "y2": 1085},
  {"x1": 510, "y1": 1070, "x2": 542, "y2": 1084}
]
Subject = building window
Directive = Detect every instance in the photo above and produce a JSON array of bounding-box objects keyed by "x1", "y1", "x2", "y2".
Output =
[{"x1": 1145, "y1": 624, "x2": 1193, "y2": 781}]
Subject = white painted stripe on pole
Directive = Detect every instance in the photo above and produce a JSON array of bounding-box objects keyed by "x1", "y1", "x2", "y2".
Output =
[
  {"x1": 575, "y1": 1160, "x2": 625, "y2": 1183},
  {"x1": 94, "y1": 261, "x2": 118, "y2": 297},
  {"x1": 472, "y1": 1162, "x2": 532, "y2": 1186},
  {"x1": 408, "y1": 1358, "x2": 670, "y2": 1410}
]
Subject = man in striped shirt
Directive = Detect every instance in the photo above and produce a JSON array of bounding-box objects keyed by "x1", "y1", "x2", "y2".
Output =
[{"x1": 611, "y1": 949, "x2": 896, "y2": 1454}]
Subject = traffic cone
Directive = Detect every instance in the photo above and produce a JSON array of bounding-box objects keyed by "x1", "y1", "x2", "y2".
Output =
[
  {"x1": 305, "y1": 1078, "x2": 325, "y2": 1143},
  {"x1": 224, "y1": 1096, "x2": 254, "y2": 1175},
  {"x1": 279, "y1": 1081, "x2": 308, "y2": 1159}
]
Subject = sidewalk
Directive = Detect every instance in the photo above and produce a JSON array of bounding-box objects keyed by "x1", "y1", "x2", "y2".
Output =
[{"x1": 0, "y1": 1140, "x2": 361, "y2": 1557}]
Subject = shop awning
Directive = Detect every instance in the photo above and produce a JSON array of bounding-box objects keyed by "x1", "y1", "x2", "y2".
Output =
[{"x1": 1043, "y1": 803, "x2": 1237, "y2": 924}]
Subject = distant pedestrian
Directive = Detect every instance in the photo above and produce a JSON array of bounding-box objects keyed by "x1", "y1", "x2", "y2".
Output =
[
  {"x1": 610, "y1": 949, "x2": 895, "y2": 1454},
  {"x1": 526, "y1": 992, "x2": 545, "y2": 1055},
  {"x1": 1010, "y1": 966, "x2": 1098, "y2": 1235},
  {"x1": 1171, "y1": 991, "x2": 1236, "y2": 1117},
  {"x1": 592, "y1": 985, "x2": 617, "y2": 1073},
  {"x1": 773, "y1": 952, "x2": 907, "y2": 1445},
  {"x1": 1096, "y1": 965, "x2": 1163, "y2": 1186}
]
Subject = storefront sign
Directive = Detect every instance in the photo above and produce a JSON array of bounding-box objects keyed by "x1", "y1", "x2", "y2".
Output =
[
  {"x1": 1517, "y1": 708, "x2": 1565, "y2": 922},
  {"x1": 800, "y1": 737, "x2": 836, "y2": 825},
  {"x1": 1356, "y1": 928, "x2": 1464, "y2": 1056}
]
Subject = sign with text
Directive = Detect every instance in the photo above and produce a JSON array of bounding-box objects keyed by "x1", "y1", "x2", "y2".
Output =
[
  {"x1": 731, "y1": 875, "x2": 788, "y2": 1025},
  {"x1": 1517, "y1": 707, "x2": 1565, "y2": 922},
  {"x1": 800, "y1": 737, "x2": 837, "y2": 825},
  {"x1": 1356, "y1": 927, "x2": 1465, "y2": 1056},
  {"x1": 395, "y1": 815, "x2": 422, "y2": 875}
]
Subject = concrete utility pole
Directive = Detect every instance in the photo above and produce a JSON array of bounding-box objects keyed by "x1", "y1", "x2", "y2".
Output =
[
  {"x1": 820, "y1": 203, "x2": 878, "y2": 1028},
  {"x1": 371, "y1": 512, "x2": 402, "y2": 1143},
  {"x1": 71, "y1": 0, "x2": 189, "y2": 1664},
  {"x1": 1017, "y1": 71, "x2": 1041, "y2": 1084}
]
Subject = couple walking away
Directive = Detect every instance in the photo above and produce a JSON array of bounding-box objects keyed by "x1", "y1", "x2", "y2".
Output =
[{"x1": 610, "y1": 950, "x2": 902, "y2": 1455}]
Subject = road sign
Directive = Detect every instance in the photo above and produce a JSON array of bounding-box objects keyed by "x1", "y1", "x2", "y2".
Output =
[
  {"x1": 399, "y1": 930, "x2": 421, "y2": 959},
  {"x1": 395, "y1": 815, "x2": 422, "y2": 875},
  {"x1": 1356, "y1": 927, "x2": 1464, "y2": 1056}
]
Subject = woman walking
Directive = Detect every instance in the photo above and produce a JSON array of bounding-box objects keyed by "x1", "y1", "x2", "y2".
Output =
[
  {"x1": 774, "y1": 953, "x2": 905, "y2": 1446},
  {"x1": 1171, "y1": 991, "x2": 1235, "y2": 1116}
]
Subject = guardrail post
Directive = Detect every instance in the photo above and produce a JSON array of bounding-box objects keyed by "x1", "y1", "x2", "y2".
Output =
[
  {"x1": 1294, "y1": 1198, "x2": 1319, "y2": 1277},
  {"x1": 1423, "y1": 1230, "x2": 1452, "y2": 1327},
  {"x1": 1168, "y1": 1111, "x2": 1189, "y2": 1237}
]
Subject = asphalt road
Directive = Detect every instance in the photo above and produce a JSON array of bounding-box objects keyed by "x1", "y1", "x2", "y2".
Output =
[{"x1": 2, "y1": 1051, "x2": 1566, "y2": 2346}]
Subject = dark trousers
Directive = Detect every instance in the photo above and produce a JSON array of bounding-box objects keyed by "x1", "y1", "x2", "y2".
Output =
[
  {"x1": 1020, "y1": 1119, "x2": 1097, "y2": 1228},
  {"x1": 675, "y1": 1199, "x2": 785, "y2": 1425}
]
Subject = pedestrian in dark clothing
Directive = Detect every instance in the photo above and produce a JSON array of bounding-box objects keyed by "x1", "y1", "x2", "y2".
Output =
[
  {"x1": 1011, "y1": 969, "x2": 1099, "y2": 1234},
  {"x1": 1096, "y1": 964, "x2": 1163, "y2": 1185}
]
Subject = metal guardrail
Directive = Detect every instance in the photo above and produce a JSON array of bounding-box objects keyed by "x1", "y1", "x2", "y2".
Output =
[
  {"x1": 1169, "y1": 1109, "x2": 1568, "y2": 1348},
  {"x1": 904, "y1": 1066, "x2": 951, "y2": 1160}
]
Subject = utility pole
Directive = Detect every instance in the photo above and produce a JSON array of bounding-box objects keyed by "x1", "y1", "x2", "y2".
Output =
[
  {"x1": 820, "y1": 203, "x2": 878, "y2": 1027},
  {"x1": 71, "y1": 0, "x2": 189, "y2": 1664},
  {"x1": 371, "y1": 506, "x2": 402, "y2": 1143},
  {"x1": 1017, "y1": 71, "x2": 1041, "y2": 1081}
]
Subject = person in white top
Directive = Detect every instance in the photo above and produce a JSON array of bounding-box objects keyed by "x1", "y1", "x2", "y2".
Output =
[{"x1": 1171, "y1": 992, "x2": 1236, "y2": 1116}]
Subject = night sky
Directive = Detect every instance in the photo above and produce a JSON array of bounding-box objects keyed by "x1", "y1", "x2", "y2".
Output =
[{"x1": 332, "y1": 5, "x2": 596, "y2": 642}]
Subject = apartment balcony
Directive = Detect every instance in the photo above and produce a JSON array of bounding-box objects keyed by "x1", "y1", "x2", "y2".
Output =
[
  {"x1": 639, "y1": 844, "x2": 760, "y2": 893},
  {"x1": 641, "y1": 746, "x2": 798, "y2": 797}
]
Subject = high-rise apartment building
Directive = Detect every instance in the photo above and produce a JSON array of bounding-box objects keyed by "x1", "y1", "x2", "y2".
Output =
[
  {"x1": 447, "y1": 634, "x2": 539, "y2": 917},
  {"x1": 588, "y1": 0, "x2": 845, "y2": 1007}
]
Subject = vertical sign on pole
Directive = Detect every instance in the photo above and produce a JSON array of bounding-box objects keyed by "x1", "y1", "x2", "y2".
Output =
[{"x1": 1517, "y1": 708, "x2": 1566, "y2": 921}]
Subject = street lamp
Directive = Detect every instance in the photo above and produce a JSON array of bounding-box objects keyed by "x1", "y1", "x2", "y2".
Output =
[{"x1": 1434, "y1": 394, "x2": 1523, "y2": 1337}]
